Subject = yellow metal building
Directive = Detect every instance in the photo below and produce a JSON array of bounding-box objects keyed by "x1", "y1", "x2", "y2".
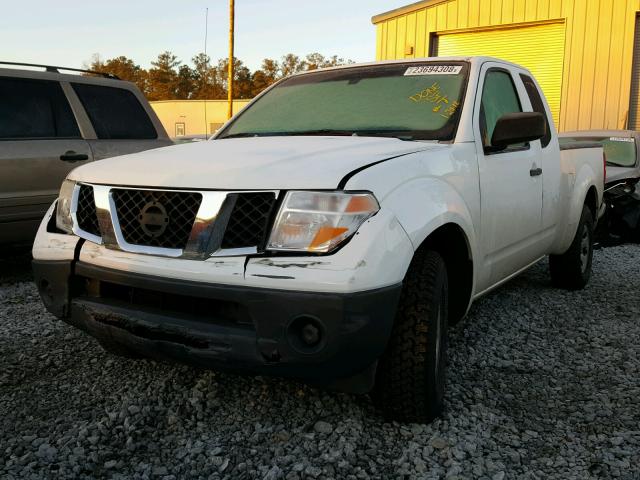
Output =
[
  {"x1": 150, "y1": 100, "x2": 251, "y2": 138},
  {"x1": 373, "y1": 0, "x2": 640, "y2": 132}
]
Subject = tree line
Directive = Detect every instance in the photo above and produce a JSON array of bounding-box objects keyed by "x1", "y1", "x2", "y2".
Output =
[{"x1": 87, "y1": 51, "x2": 353, "y2": 101}]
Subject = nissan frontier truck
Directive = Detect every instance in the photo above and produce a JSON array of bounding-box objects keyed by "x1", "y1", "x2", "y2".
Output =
[{"x1": 32, "y1": 57, "x2": 604, "y2": 423}]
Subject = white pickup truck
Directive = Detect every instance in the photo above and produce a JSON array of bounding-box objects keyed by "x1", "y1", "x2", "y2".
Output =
[{"x1": 33, "y1": 57, "x2": 604, "y2": 423}]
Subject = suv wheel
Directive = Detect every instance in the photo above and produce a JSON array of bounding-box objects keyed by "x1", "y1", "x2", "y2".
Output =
[
  {"x1": 372, "y1": 249, "x2": 448, "y2": 423},
  {"x1": 549, "y1": 205, "x2": 594, "y2": 290}
]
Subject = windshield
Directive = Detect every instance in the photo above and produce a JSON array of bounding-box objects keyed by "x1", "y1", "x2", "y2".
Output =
[
  {"x1": 560, "y1": 136, "x2": 637, "y2": 167},
  {"x1": 217, "y1": 62, "x2": 469, "y2": 141}
]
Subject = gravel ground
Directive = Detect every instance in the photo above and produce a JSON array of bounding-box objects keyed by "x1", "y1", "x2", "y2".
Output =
[{"x1": 1, "y1": 245, "x2": 639, "y2": 480}]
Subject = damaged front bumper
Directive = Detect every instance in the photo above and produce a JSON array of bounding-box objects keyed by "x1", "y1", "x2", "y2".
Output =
[
  {"x1": 33, "y1": 258, "x2": 401, "y2": 392},
  {"x1": 32, "y1": 200, "x2": 413, "y2": 391}
]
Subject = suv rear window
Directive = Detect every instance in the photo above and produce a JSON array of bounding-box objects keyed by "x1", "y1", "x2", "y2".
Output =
[
  {"x1": 0, "y1": 77, "x2": 80, "y2": 139},
  {"x1": 72, "y1": 83, "x2": 156, "y2": 140}
]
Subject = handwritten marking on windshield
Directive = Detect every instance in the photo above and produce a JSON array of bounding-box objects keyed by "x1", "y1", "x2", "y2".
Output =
[
  {"x1": 410, "y1": 82, "x2": 446, "y2": 103},
  {"x1": 409, "y1": 82, "x2": 461, "y2": 118}
]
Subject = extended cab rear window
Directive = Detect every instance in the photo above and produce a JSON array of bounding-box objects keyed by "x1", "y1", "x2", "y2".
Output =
[
  {"x1": 72, "y1": 83, "x2": 157, "y2": 140},
  {"x1": 0, "y1": 77, "x2": 80, "y2": 140},
  {"x1": 218, "y1": 62, "x2": 469, "y2": 141},
  {"x1": 520, "y1": 74, "x2": 552, "y2": 148}
]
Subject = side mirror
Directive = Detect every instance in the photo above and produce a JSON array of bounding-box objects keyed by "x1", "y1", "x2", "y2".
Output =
[{"x1": 490, "y1": 112, "x2": 546, "y2": 151}]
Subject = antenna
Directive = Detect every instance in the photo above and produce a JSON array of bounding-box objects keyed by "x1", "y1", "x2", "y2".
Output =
[{"x1": 203, "y1": 7, "x2": 209, "y2": 139}]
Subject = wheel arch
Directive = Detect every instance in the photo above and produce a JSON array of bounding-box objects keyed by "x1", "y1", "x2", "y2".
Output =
[
  {"x1": 415, "y1": 223, "x2": 474, "y2": 324},
  {"x1": 584, "y1": 185, "x2": 598, "y2": 221}
]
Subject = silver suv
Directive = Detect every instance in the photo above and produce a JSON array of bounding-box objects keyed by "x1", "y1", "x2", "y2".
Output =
[{"x1": 0, "y1": 62, "x2": 172, "y2": 245}]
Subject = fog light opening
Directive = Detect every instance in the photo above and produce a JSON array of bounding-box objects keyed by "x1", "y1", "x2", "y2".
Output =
[
  {"x1": 301, "y1": 323, "x2": 321, "y2": 346},
  {"x1": 287, "y1": 315, "x2": 326, "y2": 354},
  {"x1": 38, "y1": 279, "x2": 54, "y2": 302}
]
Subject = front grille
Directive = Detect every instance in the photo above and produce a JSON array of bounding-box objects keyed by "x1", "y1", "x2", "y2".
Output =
[
  {"x1": 76, "y1": 185, "x2": 101, "y2": 237},
  {"x1": 222, "y1": 192, "x2": 277, "y2": 249},
  {"x1": 112, "y1": 189, "x2": 202, "y2": 249}
]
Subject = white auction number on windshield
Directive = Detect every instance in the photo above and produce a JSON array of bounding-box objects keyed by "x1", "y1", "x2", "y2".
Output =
[{"x1": 404, "y1": 65, "x2": 463, "y2": 76}]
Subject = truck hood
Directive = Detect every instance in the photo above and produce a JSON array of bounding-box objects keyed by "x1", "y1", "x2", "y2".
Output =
[{"x1": 69, "y1": 136, "x2": 443, "y2": 190}]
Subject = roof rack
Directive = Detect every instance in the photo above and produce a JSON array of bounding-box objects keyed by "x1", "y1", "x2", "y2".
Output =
[{"x1": 0, "y1": 61, "x2": 120, "y2": 79}]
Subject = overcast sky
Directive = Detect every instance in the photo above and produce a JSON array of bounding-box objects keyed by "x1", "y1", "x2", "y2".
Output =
[{"x1": 1, "y1": 1, "x2": 408, "y2": 71}]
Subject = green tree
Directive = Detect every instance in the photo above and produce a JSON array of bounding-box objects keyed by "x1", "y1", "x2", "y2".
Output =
[
  {"x1": 261, "y1": 58, "x2": 280, "y2": 80},
  {"x1": 86, "y1": 54, "x2": 148, "y2": 95},
  {"x1": 304, "y1": 52, "x2": 328, "y2": 71},
  {"x1": 305, "y1": 53, "x2": 353, "y2": 70},
  {"x1": 86, "y1": 53, "x2": 106, "y2": 73},
  {"x1": 174, "y1": 65, "x2": 195, "y2": 99},
  {"x1": 250, "y1": 58, "x2": 279, "y2": 96},
  {"x1": 217, "y1": 57, "x2": 253, "y2": 99},
  {"x1": 147, "y1": 51, "x2": 180, "y2": 101},
  {"x1": 280, "y1": 53, "x2": 306, "y2": 77},
  {"x1": 84, "y1": 51, "x2": 355, "y2": 101},
  {"x1": 191, "y1": 53, "x2": 226, "y2": 100}
]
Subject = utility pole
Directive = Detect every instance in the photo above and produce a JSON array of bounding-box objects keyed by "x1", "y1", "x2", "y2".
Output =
[
  {"x1": 204, "y1": 7, "x2": 209, "y2": 136},
  {"x1": 227, "y1": 0, "x2": 235, "y2": 120}
]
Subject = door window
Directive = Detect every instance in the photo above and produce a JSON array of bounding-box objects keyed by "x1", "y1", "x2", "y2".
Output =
[
  {"x1": 520, "y1": 74, "x2": 552, "y2": 148},
  {"x1": 0, "y1": 77, "x2": 80, "y2": 139},
  {"x1": 480, "y1": 70, "x2": 523, "y2": 150},
  {"x1": 72, "y1": 83, "x2": 157, "y2": 140}
]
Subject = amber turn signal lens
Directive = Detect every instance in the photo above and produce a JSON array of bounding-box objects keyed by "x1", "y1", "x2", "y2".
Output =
[
  {"x1": 309, "y1": 227, "x2": 349, "y2": 250},
  {"x1": 345, "y1": 195, "x2": 378, "y2": 213}
]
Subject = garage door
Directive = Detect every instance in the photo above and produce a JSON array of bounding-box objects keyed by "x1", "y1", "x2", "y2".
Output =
[
  {"x1": 628, "y1": 15, "x2": 640, "y2": 130},
  {"x1": 434, "y1": 22, "x2": 566, "y2": 127}
]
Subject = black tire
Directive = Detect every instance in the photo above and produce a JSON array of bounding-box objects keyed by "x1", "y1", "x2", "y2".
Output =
[
  {"x1": 372, "y1": 249, "x2": 448, "y2": 423},
  {"x1": 98, "y1": 339, "x2": 144, "y2": 359},
  {"x1": 549, "y1": 205, "x2": 594, "y2": 290}
]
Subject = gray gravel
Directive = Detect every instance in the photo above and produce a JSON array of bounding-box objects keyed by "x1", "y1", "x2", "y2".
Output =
[{"x1": 1, "y1": 245, "x2": 639, "y2": 479}]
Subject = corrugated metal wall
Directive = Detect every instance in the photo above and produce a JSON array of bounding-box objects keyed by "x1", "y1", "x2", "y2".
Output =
[
  {"x1": 374, "y1": 0, "x2": 640, "y2": 132},
  {"x1": 628, "y1": 14, "x2": 640, "y2": 129},
  {"x1": 434, "y1": 21, "x2": 565, "y2": 125}
]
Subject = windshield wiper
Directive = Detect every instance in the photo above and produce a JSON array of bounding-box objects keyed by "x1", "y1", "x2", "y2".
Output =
[
  {"x1": 218, "y1": 132, "x2": 263, "y2": 139},
  {"x1": 219, "y1": 130, "x2": 355, "y2": 139},
  {"x1": 285, "y1": 129, "x2": 358, "y2": 137},
  {"x1": 286, "y1": 129, "x2": 423, "y2": 141},
  {"x1": 220, "y1": 129, "x2": 424, "y2": 141}
]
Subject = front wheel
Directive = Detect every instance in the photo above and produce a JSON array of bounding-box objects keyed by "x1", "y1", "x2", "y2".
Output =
[
  {"x1": 549, "y1": 205, "x2": 594, "y2": 290},
  {"x1": 371, "y1": 249, "x2": 448, "y2": 423}
]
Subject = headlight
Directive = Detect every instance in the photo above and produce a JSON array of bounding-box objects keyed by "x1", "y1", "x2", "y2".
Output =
[
  {"x1": 267, "y1": 191, "x2": 379, "y2": 253},
  {"x1": 56, "y1": 179, "x2": 76, "y2": 234}
]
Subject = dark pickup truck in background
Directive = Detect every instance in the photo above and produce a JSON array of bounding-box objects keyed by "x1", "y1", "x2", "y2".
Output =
[{"x1": 560, "y1": 130, "x2": 640, "y2": 243}]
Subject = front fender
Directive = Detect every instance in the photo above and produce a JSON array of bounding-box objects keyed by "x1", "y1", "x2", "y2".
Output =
[{"x1": 380, "y1": 176, "x2": 478, "y2": 278}]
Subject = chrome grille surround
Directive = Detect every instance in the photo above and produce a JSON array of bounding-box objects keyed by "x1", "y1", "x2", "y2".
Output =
[{"x1": 70, "y1": 183, "x2": 278, "y2": 259}]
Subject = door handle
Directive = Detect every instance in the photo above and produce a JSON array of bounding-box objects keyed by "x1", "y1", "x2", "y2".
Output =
[
  {"x1": 60, "y1": 151, "x2": 89, "y2": 162},
  {"x1": 530, "y1": 167, "x2": 543, "y2": 177}
]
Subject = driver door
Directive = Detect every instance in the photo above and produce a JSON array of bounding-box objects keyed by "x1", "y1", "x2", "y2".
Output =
[{"x1": 475, "y1": 65, "x2": 544, "y2": 286}]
